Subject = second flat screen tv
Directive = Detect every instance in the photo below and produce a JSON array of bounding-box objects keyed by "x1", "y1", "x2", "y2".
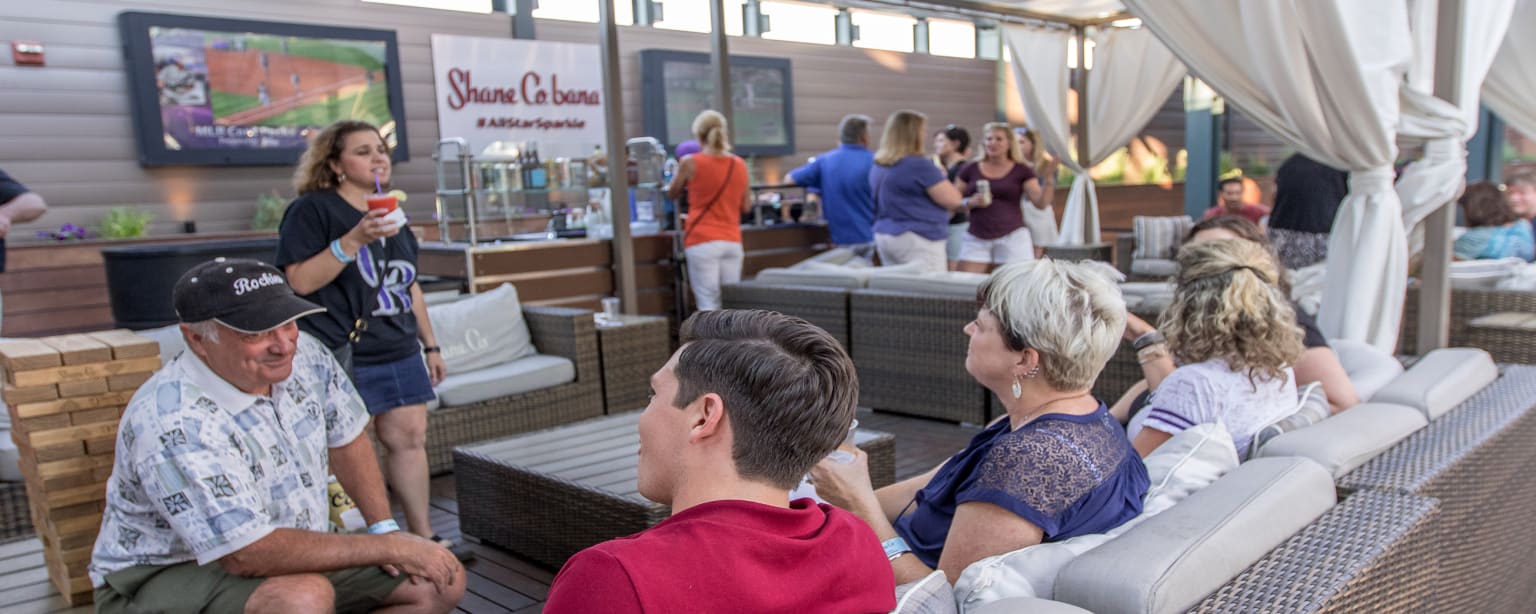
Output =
[
  {"x1": 118, "y1": 11, "x2": 408, "y2": 166},
  {"x1": 640, "y1": 50, "x2": 794, "y2": 157}
]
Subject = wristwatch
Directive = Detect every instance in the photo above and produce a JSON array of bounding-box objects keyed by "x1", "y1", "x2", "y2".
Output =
[
  {"x1": 422, "y1": 345, "x2": 442, "y2": 354},
  {"x1": 882, "y1": 536, "x2": 913, "y2": 562}
]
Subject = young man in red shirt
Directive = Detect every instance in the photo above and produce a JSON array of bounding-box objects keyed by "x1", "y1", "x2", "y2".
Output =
[
  {"x1": 1203, "y1": 176, "x2": 1271, "y2": 226},
  {"x1": 543, "y1": 310, "x2": 896, "y2": 613}
]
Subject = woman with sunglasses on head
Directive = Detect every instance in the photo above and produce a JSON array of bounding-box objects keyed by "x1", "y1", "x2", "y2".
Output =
[
  {"x1": 275, "y1": 120, "x2": 469, "y2": 561},
  {"x1": 952, "y1": 123, "x2": 1059, "y2": 272}
]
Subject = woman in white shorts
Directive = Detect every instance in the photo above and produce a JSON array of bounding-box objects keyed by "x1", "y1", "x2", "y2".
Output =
[{"x1": 953, "y1": 123, "x2": 1058, "y2": 272}]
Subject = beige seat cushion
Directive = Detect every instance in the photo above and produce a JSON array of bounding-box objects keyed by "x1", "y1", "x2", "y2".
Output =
[
  {"x1": 432, "y1": 354, "x2": 574, "y2": 408},
  {"x1": 1372, "y1": 348, "x2": 1497, "y2": 420},
  {"x1": 426, "y1": 283, "x2": 536, "y2": 374},
  {"x1": 1254, "y1": 402, "x2": 1427, "y2": 477},
  {"x1": 866, "y1": 272, "x2": 989, "y2": 297}
]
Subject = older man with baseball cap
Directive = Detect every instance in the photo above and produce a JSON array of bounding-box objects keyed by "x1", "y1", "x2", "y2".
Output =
[{"x1": 90, "y1": 258, "x2": 464, "y2": 614}]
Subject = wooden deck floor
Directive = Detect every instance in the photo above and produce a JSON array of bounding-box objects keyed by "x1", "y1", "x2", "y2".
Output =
[{"x1": 0, "y1": 410, "x2": 980, "y2": 614}]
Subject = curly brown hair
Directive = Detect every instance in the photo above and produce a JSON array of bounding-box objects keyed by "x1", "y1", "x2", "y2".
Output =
[
  {"x1": 1162, "y1": 238, "x2": 1303, "y2": 387},
  {"x1": 292, "y1": 120, "x2": 387, "y2": 194}
]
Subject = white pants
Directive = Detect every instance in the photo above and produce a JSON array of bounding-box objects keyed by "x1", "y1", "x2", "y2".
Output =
[
  {"x1": 959, "y1": 227, "x2": 1036, "y2": 265},
  {"x1": 875, "y1": 232, "x2": 947, "y2": 273},
  {"x1": 685, "y1": 240, "x2": 744, "y2": 311}
]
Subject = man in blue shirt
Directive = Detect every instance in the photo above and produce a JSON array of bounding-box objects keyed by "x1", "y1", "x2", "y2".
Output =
[{"x1": 786, "y1": 115, "x2": 876, "y2": 262}]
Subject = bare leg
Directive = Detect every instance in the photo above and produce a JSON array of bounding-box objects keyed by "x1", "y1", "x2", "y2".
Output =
[
  {"x1": 372, "y1": 566, "x2": 466, "y2": 614},
  {"x1": 375, "y1": 404, "x2": 432, "y2": 538},
  {"x1": 245, "y1": 573, "x2": 335, "y2": 614}
]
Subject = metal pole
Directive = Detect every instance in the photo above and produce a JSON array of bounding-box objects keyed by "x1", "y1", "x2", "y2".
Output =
[
  {"x1": 633, "y1": 0, "x2": 657, "y2": 26},
  {"x1": 1073, "y1": 26, "x2": 1094, "y2": 243},
  {"x1": 914, "y1": 17, "x2": 930, "y2": 54},
  {"x1": 743, "y1": 0, "x2": 764, "y2": 37},
  {"x1": 709, "y1": 0, "x2": 733, "y2": 122},
  {"x1": 1417, "y1": 0, "x2": 1465, "y2": 352},
  {"x1": 599, "y1": 0, "x2": 638, "y2": 314},
  {"x1": 512, "y1": 0, "x2": 536, "y2": 39}
]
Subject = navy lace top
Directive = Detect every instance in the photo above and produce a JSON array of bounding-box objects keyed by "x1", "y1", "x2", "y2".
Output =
[{"x1": 893, "y1": 404, "x2": 1149, "y2": 567}]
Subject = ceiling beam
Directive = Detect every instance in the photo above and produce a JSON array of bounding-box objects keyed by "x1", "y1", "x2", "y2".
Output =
[{"x1": 843, "y1": 0, "x2": 1131, "y2": 27}]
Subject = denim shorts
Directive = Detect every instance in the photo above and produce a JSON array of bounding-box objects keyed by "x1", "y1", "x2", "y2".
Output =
[{"x1": 351, "y1": 354, "x2": 437, "y2": 416}]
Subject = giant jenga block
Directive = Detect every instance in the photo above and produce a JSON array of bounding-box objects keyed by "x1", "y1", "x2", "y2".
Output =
[{"x1": 1, "y1": 332, "x2": 160, "y2": 606}]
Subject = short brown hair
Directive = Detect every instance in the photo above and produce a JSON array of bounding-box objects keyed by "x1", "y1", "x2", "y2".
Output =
[
  {"x1": 672, "y1": 310, "x2": 858, "y2": 489},
  {"x1": 293, "y1": 120, "x2": 387, "y2": 194},
  {"x1": 1461, "y1": 181, "x2": 1515, "y2": 228}
]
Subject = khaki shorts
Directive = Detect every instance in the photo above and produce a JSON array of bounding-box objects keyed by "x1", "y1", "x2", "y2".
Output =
[{"x1": 95, "y1": 560, "x2": 408, "y2": 614}]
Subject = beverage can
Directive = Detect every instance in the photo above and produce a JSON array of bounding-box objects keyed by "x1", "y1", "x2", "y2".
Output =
[{"x1": 975, "y1": 180, "x2": 992, "y2": 205}]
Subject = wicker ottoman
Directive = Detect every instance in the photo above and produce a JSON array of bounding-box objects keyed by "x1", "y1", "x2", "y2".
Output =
[{"x1": 454, "y1": 411, "x2": 896, "y2": 569}]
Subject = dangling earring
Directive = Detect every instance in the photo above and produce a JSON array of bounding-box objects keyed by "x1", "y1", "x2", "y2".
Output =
[
  {"x1": 1011, "y1": 377, "x2": 1023, "y2": 399},
  {"x1": 339, "y1": 172, "x2": 347, "y2": 183}
]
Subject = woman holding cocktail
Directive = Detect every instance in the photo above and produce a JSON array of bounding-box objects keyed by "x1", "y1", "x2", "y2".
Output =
[
  {"x1": 275, "y1": 120, "x2": 466, "y2": 559},
  {"x1": 952, "y1": 123, "x2": 1058, "y2": 272}
]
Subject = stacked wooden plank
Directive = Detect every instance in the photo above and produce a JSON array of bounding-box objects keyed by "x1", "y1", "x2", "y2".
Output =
[{"x1": 1, "y1": 330, "x2": 159, "y2": 606}]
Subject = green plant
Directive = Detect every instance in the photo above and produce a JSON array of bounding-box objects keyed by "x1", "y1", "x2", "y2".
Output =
[
  {"x1": 98, "y1": 207, "x2": 153, "y2": 239},
  {"x1": 253, "y1": 191, "x2": 288, "y2": 231}
]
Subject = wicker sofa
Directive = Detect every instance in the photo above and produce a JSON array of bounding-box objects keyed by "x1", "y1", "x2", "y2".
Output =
[
  {"x1": 1399, "y1": 285, "x2": 1536, "y2": 363},
  {"x1": 959, "y1": 349, "x2": 1536, "y2": 614}
]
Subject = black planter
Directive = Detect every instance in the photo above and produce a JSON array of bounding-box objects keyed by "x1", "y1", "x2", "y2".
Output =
[{"x1": 102, "y1": 238, "x2": 279, "y2": 330}]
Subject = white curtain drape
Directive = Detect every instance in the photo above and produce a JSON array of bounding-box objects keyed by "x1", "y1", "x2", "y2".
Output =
[
  {"x1": 1484, "y1": 0, "x2": 1536, "y2": 138},
  {"x1": 1122, "y1": 0, "x2": 1413, "y2": 353},
  {"x1": 1398, "y1": 0, "x2": 1514, "y2": 249},
  {"x1": 1003, "y1": 25, "x2": 1184, "y2": 245}
]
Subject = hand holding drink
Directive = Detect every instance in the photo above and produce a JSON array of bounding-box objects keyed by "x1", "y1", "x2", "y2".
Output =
[{"x1": 975, "y1": 179, "x2": 993, "y2": 206}]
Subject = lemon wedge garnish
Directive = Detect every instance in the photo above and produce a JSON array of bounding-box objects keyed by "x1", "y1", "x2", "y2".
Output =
[{"x1": 388, "y1": 189, "x2": 408, "y2": 203}]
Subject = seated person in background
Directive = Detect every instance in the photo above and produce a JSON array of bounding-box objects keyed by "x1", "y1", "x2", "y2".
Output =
[
  {"x1": 812, "y1": 260, "x2": 1148, "y2": 585},
  {"x1": 1125, "y1": 239, "x2": 1303, "y2": 458},
  {"x1": 1454, "y1": 181, "x2": 1535, "y2": 262},
  {"x1": 543, "y1": 310, "x2": 895, "y2": 613},
  {"x1": 1203, "y1": 176, "x2": 1271, "y2": 226},
  {"x1": 1114, "y1": 216, "x2": 1360, "y2": 417},
  {"x1": 90, "y1": 259, "x2": 465, "y2": 614}
]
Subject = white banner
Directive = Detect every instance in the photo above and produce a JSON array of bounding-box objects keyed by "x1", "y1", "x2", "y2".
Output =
[{"x1": 430, "y1": 35, "x2": 604, "y2": 158}]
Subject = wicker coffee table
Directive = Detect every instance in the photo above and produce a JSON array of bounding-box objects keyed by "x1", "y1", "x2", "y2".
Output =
[{"x1": 454, "y1": 410, "x2": 896, "y2": 569}]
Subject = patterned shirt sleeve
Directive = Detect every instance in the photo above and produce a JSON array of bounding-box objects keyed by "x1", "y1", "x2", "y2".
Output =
[
  {"x1": 1142, "y1": 367, "x2": 1215, "y2": 437},
  {"x1": 131, "y1": 419, "x2": 274, "y2": 565},
  {"x1": 305, "y1": 336, "x2": 368, "y2": 448}
]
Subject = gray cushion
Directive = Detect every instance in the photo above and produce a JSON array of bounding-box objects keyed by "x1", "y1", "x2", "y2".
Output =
[
  {"x1": 893, "y1": 570, "x2": 958, "y2": 614},
  {"x1": 1372, "y1": 348, "x2": 1497, "y2": 420},
  {"x1": 1329, "y1": 338, "x2": 1405, "y2": 401},
  {"x1": 1247, "y1": 383, "x2": 1331, "y2": 459},
  {"x1": 1130, "y1": 258, "x2": 1179, "y2": 278},
  {"x1": 426, "y1": 283, "x2": 536, "y2": 374},
  {"x1": 0, "y1": 432, "x2": 19, "y2": 482},
  {"x1": 966, "y1": 597, "x2": 1092, "y2": 614},
  {"x1": 1054, "y1": 457, "x2": 1335, "y2": 614},
  {"x1": 867, "y1": 272, "x2": 989, "y2": 297},
  {"x1": 433, "y1": 354, "x2": 574, "y2": 408},
  {"x1": 1255, "y1": 402, "x2": 1427, "y2": 477},
  {"x1": 1132, "y1": 216, "x2": 1194, "y2": 261},
  {"x1": 754, "y1": 267, "x2": 866, "y2": 289}
]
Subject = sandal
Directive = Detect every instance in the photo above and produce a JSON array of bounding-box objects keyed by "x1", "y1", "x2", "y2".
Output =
[{"x1": 432, "y1": 534, "x2": 476, "y2": 562}]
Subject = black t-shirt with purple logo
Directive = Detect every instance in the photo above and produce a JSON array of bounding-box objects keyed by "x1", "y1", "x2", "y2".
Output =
[{"x1": 275, "y1": 190, "x2": 420, "y2": 365}]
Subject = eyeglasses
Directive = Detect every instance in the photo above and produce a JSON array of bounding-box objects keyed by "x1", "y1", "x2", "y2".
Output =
[{"x1": 348, "y1": 318, "x2": 369, "y2": 343}]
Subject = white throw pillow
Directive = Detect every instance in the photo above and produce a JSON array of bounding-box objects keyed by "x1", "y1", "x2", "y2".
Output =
[
  {"x1": 953, "y1": 425, "x2": 1238, "y2": 611},
  {"x1": 893, "y1": 570, "x2": 959, "y2": 614},
  {"x1": 425, "y1": 283, "x2": 536, "y2": 374}
]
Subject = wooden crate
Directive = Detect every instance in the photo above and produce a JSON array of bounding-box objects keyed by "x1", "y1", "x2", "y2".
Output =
[{"x1": 1, "y1": 330, "x2": 158, "y2": 606}]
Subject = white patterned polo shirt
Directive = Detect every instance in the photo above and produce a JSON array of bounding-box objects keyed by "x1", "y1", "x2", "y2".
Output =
[{"x1": 89, "y1": 332, "x2": 369, "y2": 586}]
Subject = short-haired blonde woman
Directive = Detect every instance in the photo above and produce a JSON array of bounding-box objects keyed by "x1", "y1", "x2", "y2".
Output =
[
  {"x1": 1126, "y1": 239, "x2": 1304, "y2": 458},
  {"x1": 813, "y1": 259, "x2": 1148, "y2": 584},
  {"x1": 953, "y1": 123, "x2": 1058, "y2": 271},
  {"x1": 666, "y1": 110, "x2": 751, "y2": 311},
  {"x1": 871, "y1": 110, "x2": 966, "y2": 272}
]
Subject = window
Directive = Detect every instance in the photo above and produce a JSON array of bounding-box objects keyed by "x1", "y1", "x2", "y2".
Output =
[
  {"x1": 362, "y1": 0, "x2": 491, "y2": 13},
  {"x1": 928, "y1": 18, "x2": 974, "y2": 58},
  {"x1": 653, "y1": 0, "x2": 744, "y2": 34},
  {"x1": 532, "y1": 1, "x2": 634, "y2": 24},
  {"x1": 851, "y1": 9, "x2": 915, "y2": 53},
  {"x1": 761, "y1": 1, "x2": 836, "y2": 45}
]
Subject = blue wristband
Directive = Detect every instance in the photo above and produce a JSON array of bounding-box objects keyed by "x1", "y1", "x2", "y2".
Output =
[
  {"x1": 330, "y1": 239, "x2": 355, "y2": 264},
  {"x1": 881, "y1": 536, "x2": 912, "y2": 561},
  {"x1": 367, "y1": 519, "x2": 400, "y2": 535}
]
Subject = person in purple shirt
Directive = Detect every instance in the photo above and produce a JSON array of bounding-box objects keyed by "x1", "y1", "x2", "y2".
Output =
[
  {"x1": 869, "y1": 110, "x2": 966, "y2": 272},
  {"x1": 786, "y1": 115, "x2": 877, "y2": 262},
  {"x1": 812, "y1": 259, "x2": 1147, "y2": 584},
  {"x1": 955, "y1": 123, "x2": 1058, "y2": 272}
]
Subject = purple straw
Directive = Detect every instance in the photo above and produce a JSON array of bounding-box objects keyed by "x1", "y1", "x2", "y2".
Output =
[{"x1": 373, "y1": 171, "x2": 383, "y2": 195}]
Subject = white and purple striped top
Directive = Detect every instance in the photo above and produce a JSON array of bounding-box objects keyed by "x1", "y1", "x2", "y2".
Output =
[{"x1": 1127, "y1": 359, "x2": 1296, "y2": 460}]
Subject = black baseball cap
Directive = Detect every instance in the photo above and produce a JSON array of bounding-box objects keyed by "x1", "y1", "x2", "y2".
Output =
[{"x1": 173, "y1": 258, "x2": 325, "y2": 333}]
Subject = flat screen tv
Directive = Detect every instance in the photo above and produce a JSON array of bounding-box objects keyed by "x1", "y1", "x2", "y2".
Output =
[
  {"x1": 640, "y1": 50, "x2": 794, "y2": 157},
  {"x1": 118, "y1": 11, "x2": 408, "y2": 166}
]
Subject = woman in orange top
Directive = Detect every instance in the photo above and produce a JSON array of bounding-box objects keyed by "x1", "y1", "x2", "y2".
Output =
[{"x1": 666, "y1": 110, "x2": 752, "y2": 311}]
